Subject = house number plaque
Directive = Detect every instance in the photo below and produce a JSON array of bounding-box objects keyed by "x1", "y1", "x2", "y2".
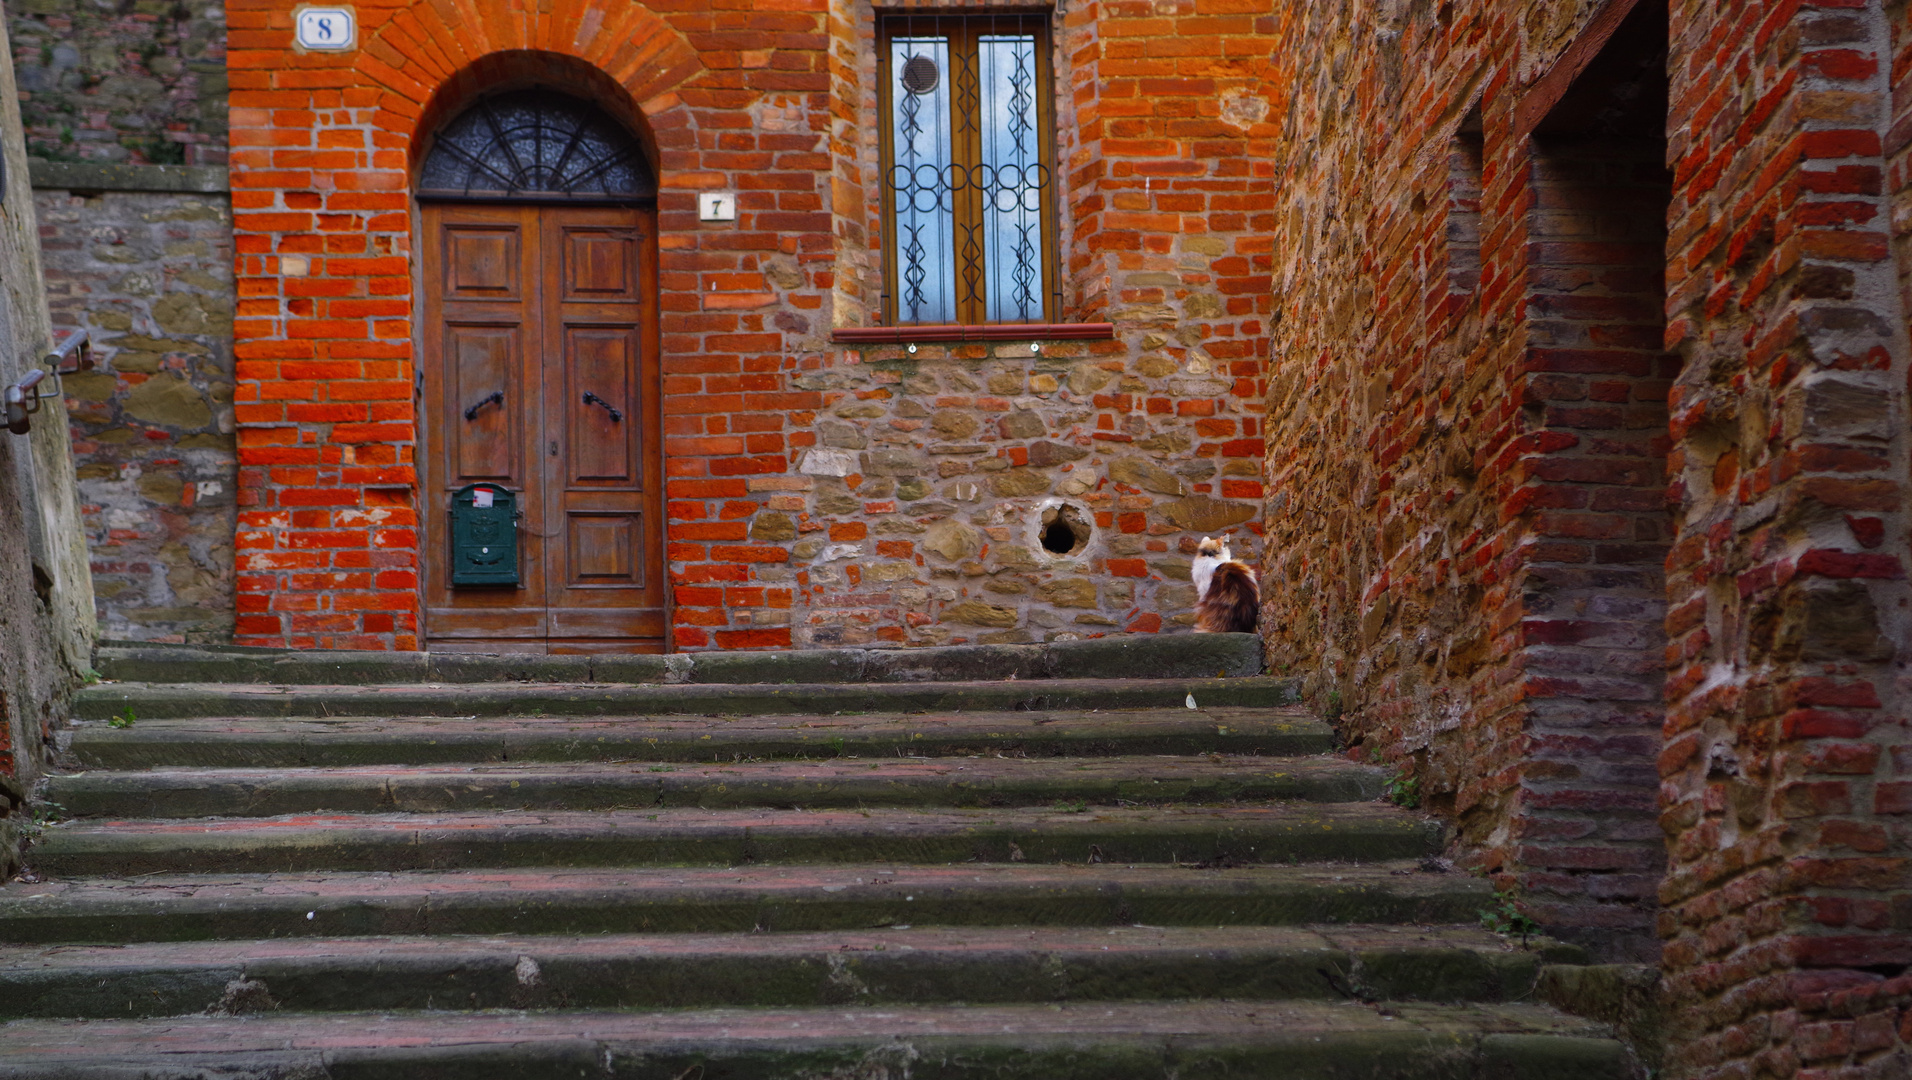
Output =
[{"x1": 295, "y1": 7, "x2": 357, "y2": 52}]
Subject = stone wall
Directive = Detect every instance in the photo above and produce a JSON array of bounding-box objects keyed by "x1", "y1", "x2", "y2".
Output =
[
  {"x1": 7, "y1": 0, "x2": 227, "y2": 166},
  {"x1": 764, "y1": 341, "x2": 1253, "y2": 647},
  {"x1": 0, "y1": 11, "x2": 94, "y2": 875},
  {"x1": 36, "y1": 182, "x2": 237, "y2": 644}
]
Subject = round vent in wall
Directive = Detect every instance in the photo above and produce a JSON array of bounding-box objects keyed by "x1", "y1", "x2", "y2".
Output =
[{"x1": 901, "y1": 55, "x2": 940, "y2": 95}]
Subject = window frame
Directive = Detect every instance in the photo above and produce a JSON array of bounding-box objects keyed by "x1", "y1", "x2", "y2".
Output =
[{"x1": 876, "y1": 11, "x2": 1062, "y2": 327}]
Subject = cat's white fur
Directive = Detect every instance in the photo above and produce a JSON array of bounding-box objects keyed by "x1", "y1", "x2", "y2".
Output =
[{"x1": 1192, "y1": 536, "x2": 1246, "y2": 599}]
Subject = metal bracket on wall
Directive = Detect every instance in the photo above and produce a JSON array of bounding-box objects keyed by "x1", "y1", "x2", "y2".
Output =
[{"x1": 5, "y1": 329, "x2": 91, "y2": 436}]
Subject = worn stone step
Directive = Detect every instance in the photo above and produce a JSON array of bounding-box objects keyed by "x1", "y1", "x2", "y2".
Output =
[
  {"x1": 65, "y1": 707, "x2": 1329, "y2": 769},
  {"x1": 0, "y1": 925, "x2": 1583, "y2": 1020},
  {"x1": 73, "y1": 676, "x2": 1300, "y2": 722},
  {"x1": 92, "y1": 633, "x2": 1265, "y2": 686},
  {"x1": 46, "y1": 756, "x2": 1383, "y2": 819},
  {"x1": 0, "y1": 1001, "x2": 1628, "y2": 1079},
  {"x1": 28, "y1": 803, "x2": 1443, "y2": 876},
  {"x1": 0, "y1": 863, "x2": 1488, "y2": 944}
]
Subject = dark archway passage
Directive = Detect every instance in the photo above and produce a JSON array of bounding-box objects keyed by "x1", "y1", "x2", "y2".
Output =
[{"x1": 1509, "y1": 0, "x2": 1673, "y2": 959}]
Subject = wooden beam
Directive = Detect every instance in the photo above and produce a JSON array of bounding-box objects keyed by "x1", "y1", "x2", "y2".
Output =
[{"x1": 1512, "y1": 0, "x2": 1648, "y2": 140}]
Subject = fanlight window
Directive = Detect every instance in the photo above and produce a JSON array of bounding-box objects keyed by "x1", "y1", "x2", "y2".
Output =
[{"x1": 419, "y1": 91, "x2": 655, "y2": 200}]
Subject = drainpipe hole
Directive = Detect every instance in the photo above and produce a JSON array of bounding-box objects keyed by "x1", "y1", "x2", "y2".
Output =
[{"x1": 1039, "y1": 504, "x2": 1091, "y2": 556}]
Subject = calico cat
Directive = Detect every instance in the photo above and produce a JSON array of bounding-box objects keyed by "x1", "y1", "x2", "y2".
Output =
[{"x1": 1191, "y1": 536, "x2": 1259, "y2": 634}]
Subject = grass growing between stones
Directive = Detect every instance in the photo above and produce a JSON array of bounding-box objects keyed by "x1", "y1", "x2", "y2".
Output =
[{"x1": 1480, "y1": 895, "x2": 1540, "y2": 943}]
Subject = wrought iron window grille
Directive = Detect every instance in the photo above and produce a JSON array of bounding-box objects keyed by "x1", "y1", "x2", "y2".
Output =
[
  {"x1": 418, "y1": 91, "x2": 656, "y2": 203},
  {"x1": 878, "y1": 12, "x2": 1062, "y2": 327}
]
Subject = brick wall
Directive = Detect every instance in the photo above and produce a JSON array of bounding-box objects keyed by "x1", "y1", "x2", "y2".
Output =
[
  {"x1": 7, "y1": 0, "x2": 227, "y2": 166},
  {"x1": 222, "y1": 0, "x2": 1277, "y2": 651},
  {"x1": 1516, "y1": 112, "x2": 1674, "y2": 955},
  {"x1": 1654, "y1": 1, "x2": 1912, "y2": 1076},
  {"x1": 1258, "y1": 0, "x2": 1673, "y2": 962},
  {"x1": 1259, "y1": 0, "x2": 1912, "y2": 1067}
]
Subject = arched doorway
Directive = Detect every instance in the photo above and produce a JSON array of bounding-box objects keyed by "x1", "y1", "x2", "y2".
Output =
[{"x1": 417, "y1": 91, "x2": 663, "y2": 654}]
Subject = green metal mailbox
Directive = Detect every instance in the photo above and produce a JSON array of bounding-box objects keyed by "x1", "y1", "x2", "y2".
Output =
[{"x1": 449, "y1": 483, "x2": 520, "y2": 586}]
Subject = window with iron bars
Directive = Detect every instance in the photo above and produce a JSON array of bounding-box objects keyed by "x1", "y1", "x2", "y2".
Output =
[{"x1": 878, "y1": 12, "x2": 1060, "y2": 327}]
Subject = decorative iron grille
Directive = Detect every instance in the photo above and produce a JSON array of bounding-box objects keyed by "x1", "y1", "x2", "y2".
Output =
[
  {"x1": 419, "y1": 91, "x2": 655, "y2": 201},
  {"x1": 879, "y1": 13, "x2": 1059, "y2": 325}
]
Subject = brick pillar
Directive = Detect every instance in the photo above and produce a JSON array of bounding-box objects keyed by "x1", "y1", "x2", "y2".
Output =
[{"x1": 1659, "y1": 1, "x2": 1912, "y2": 1075}]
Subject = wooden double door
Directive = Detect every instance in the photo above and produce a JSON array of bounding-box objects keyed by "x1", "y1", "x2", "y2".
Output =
[{"x1": 421, "y1": 202, "x2": 664, "y2": 653}]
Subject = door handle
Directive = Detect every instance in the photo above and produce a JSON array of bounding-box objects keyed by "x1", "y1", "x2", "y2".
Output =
[
  {"x1": 464, "y1": 390, "x2": 504, "y2": 420},
  {"x1": 582, "y1": 391, "x2": 623, "y2": 422}
]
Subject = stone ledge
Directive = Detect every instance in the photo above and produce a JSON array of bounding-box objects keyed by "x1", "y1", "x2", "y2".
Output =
[
  {"x1": 29, "y1": 161, "x2": 230, "y2": 194},
  {"x1": 0, "y1": 863, "x2": 1493, "y2": 943},
  {"x1": 75, "y1": 676, "x2": 1300, "y2": 720},
  {"x1": 68, "y1": 707, "x2": 1330, "y2": 770},
  {"x1": 1536, "y1": 963, "x2": 1664, "y2": 1072},
  {"x1": 93, "y1": 632, "x2": 1266, "y2": 685}
]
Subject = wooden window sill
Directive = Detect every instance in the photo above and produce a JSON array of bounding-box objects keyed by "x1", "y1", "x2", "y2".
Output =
[{"x1": 830, "y1": 323, "x2": 1115, "y2": 345}]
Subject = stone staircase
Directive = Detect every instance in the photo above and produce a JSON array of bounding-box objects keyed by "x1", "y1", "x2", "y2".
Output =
[{"x1": 0, "y1": 635, "x2": 1632, "y2": 1078}]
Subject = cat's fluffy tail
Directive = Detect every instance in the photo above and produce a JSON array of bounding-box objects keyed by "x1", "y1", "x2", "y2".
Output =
[{"x1": 1195, "y1": 563, "x2": 1258, "y2": 633}]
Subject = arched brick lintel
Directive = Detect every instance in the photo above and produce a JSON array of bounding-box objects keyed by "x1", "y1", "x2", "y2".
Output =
[
  {"x1": 407, "y1": 50, "x2": 686, "y2": 179},
  {"x1": 322, "y1": 0, "x2": 705, "y2": 171}
]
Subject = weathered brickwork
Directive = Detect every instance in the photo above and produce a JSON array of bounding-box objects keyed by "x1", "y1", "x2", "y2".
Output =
[
  {"x1": 1262, "y1": 0, "x2": 1912, "y2": 1073},
  {"x1": 1260, "y1": 0, "x2": 1674, "y2": 963},
  {"x1": 7, "y1": 0, "x2": 227, "y2": 166},
  {"x1": 222, "y1": 0, "x2": 1273, "y2": 651},
  {"x1": 1654, "y1": 2, "x2": 1912, "y2": 1077},
  {"x1": 37, "y1": 188, "x2": 237, "y2": 644}
]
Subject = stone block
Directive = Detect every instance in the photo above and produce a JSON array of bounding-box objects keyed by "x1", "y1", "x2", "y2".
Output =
[
  {"x1": 923, "y1": 520, "x2": 983, "y2": 561},
  {"x1": 1050, "y1": 633, "x2": 1263, "y2": 679},
  {"x1": 590, "y1": 655, "x2": 677, "y2": 684},
  {"x1": 687, "y1": 649, "x2": 866, "y2": 684},
  {"x1": 1161, "y1": 496, "x2": 1256, "y2": 532},
  {"x1": 861, "y1": 643, "x2": 1055, "y2": 682},
  {"x1": 940, "y1": 601, "x2": 1020, "y2": 628},
  {"x1": 427, "y1": 655, "x2": 593, "y2": 684},
  {"x1": 1110, "y1": 458, "x2": 1185, "y2": 496},
  {"x1": 1536, "y1": 964, "x2": 1664, "y2": 1073},
  {"x1": 1037, "y1": 577, "x2": 1098, "y2": 608}
]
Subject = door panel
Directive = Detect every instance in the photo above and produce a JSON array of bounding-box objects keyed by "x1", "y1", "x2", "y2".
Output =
[
  {"x1": 446, "y1": 324, "x2": 521, "y2": 481},
  {"x1": 444, "y1": 225, "x2": 522, "y2": 298},
  {"x1": 568, "y1": 513, "x2": 641, "y2": 583},
  {"x1": 563, "y1": 227, "x2": 639, "y2": 298},
  {"x1": 422, "y1": 202, "x2": 663, "y2": 654},
  {"x1": 564, "y1": 326, "x2": 637, "y2": 482}
]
